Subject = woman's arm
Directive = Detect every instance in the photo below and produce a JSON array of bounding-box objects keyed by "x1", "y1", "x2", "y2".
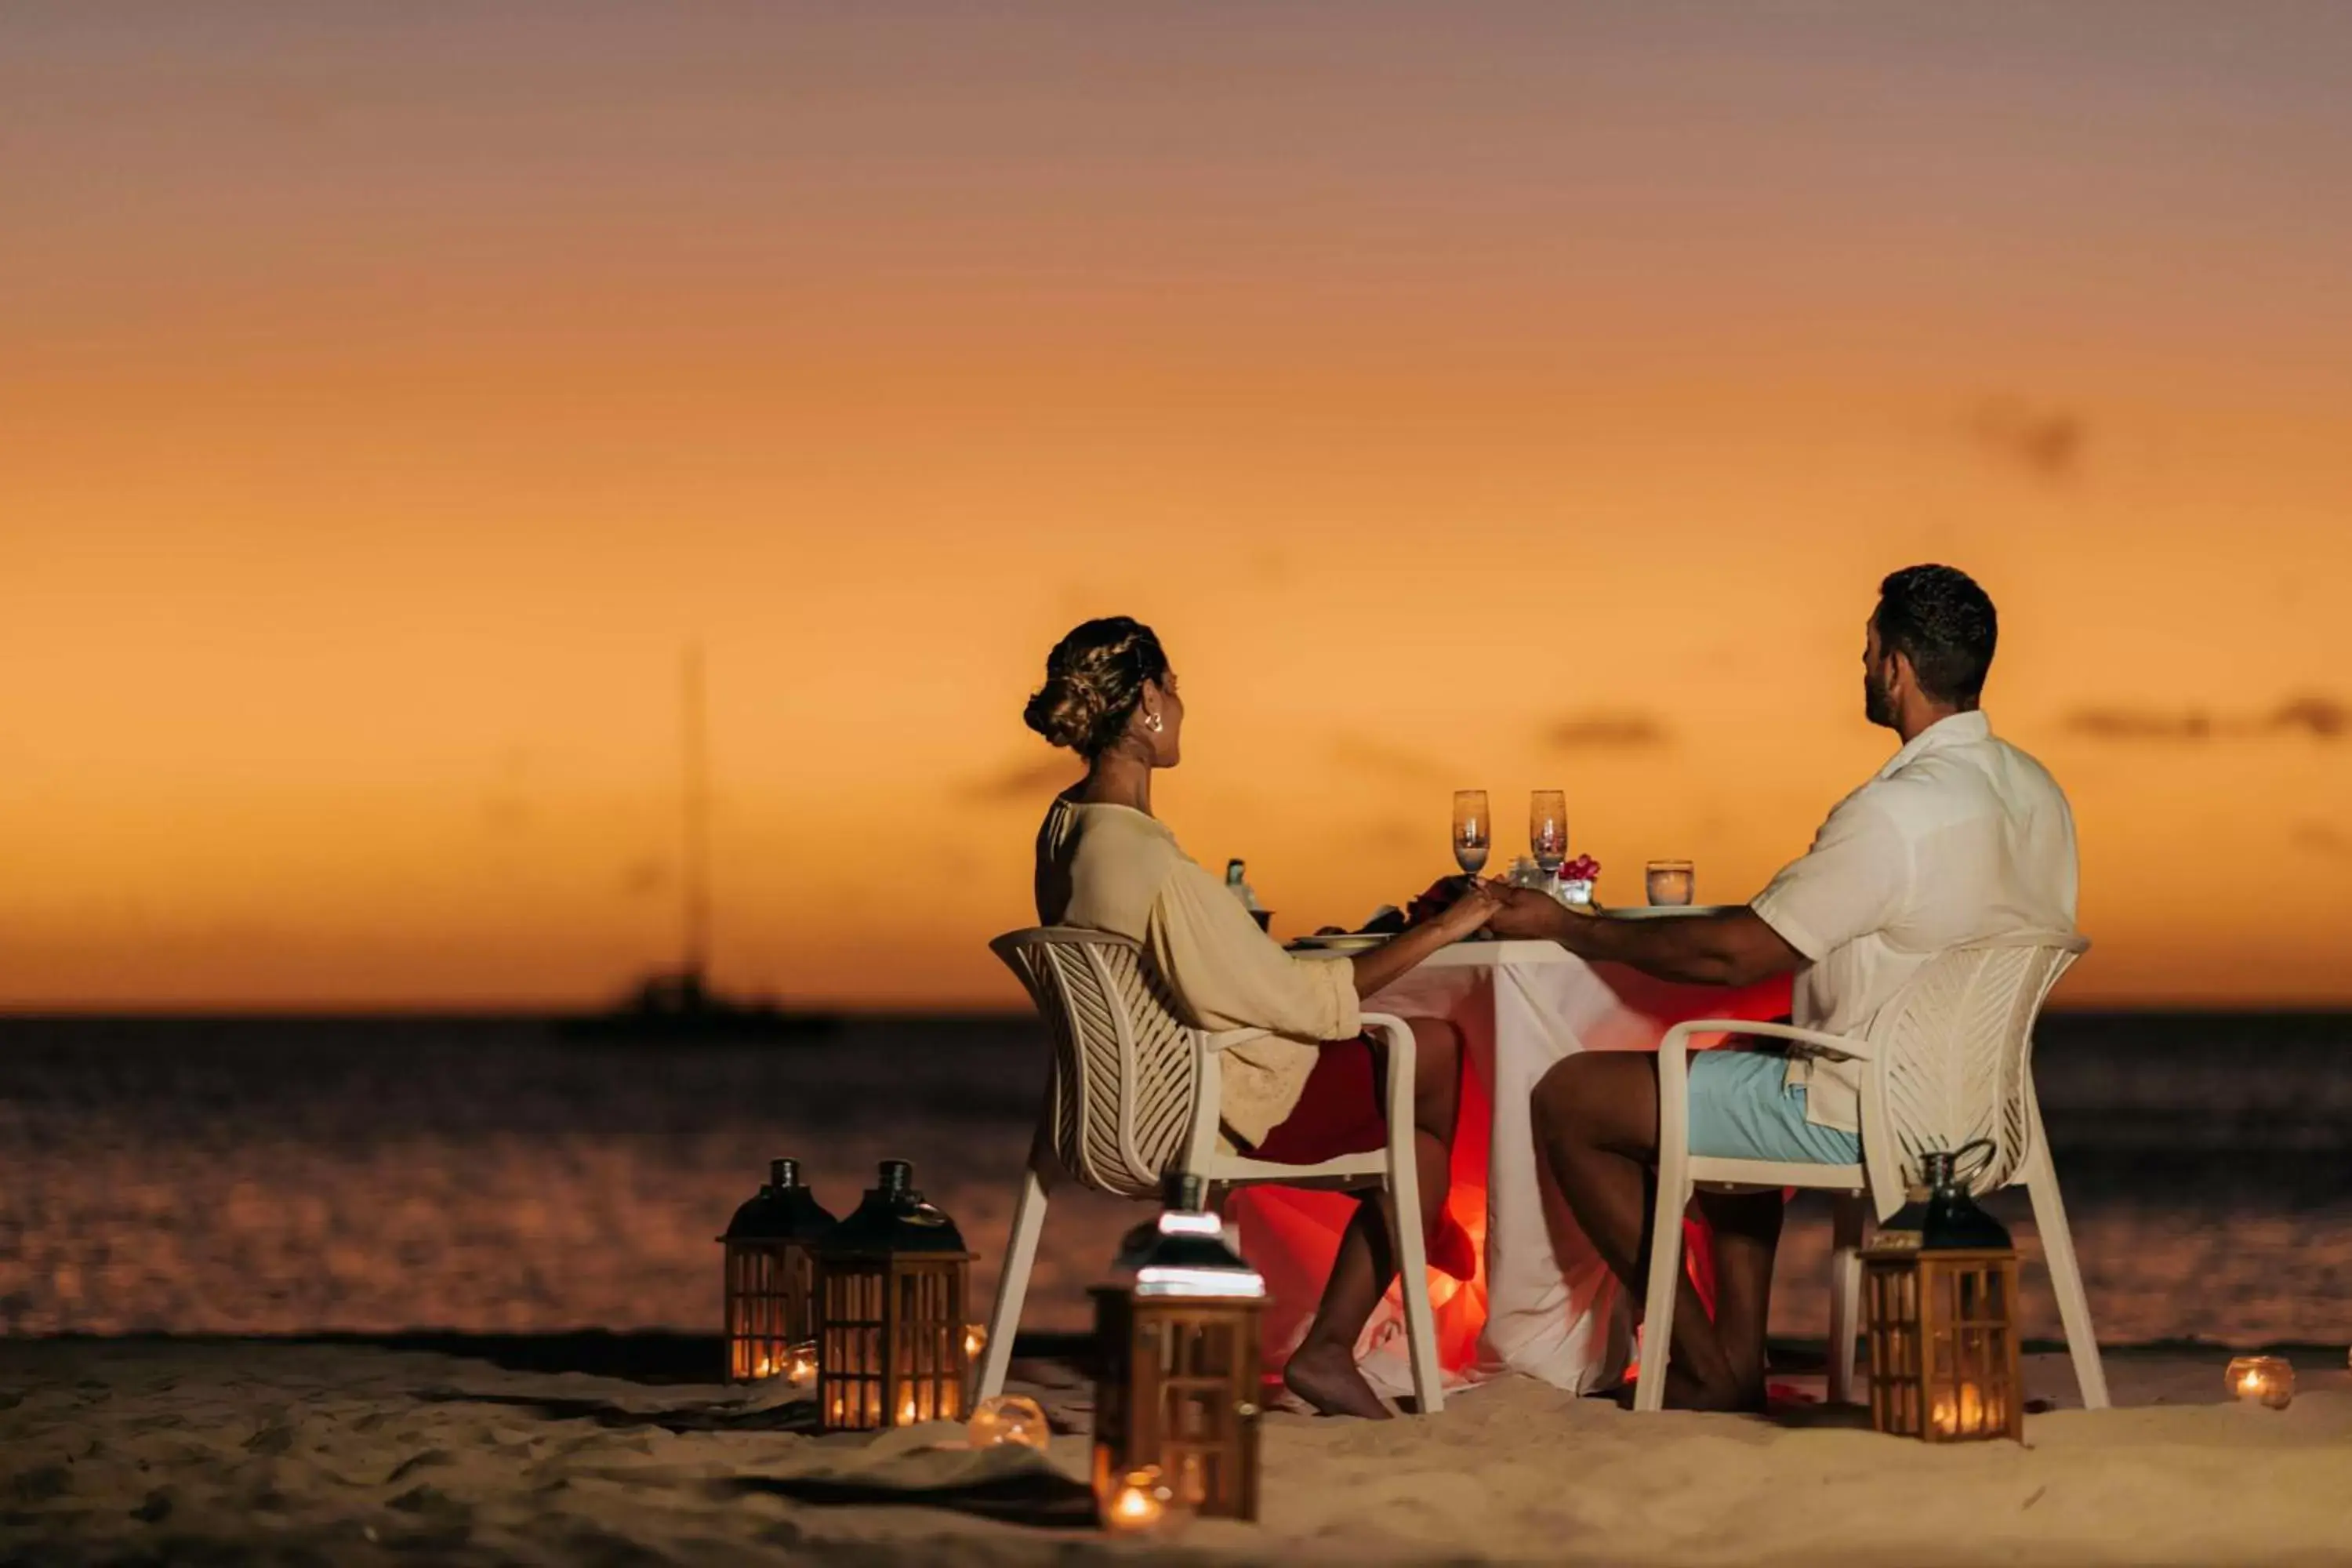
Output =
[{"x1": 1347, "y1": 884, "x2": 1499, "y2": 999}]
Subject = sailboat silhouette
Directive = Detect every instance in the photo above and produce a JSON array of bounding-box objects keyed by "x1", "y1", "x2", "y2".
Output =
[{"x1": 563, "y1": 643, "x2": 837, "y2": 1043}]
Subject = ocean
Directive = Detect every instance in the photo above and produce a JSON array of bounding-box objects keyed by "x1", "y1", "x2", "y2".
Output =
[{"x1": 4, "y1": 1012, "x2": 2349, "y2": 1348}]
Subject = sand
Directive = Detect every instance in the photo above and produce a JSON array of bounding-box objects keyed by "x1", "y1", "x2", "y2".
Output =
[{"x1": 5, "y1": 1339, "x2": 2351, "y2": 1566}]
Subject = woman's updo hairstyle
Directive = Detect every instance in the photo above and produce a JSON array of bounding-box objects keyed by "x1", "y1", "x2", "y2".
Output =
[{"x1": 1023, "y1": 616, "x2": 1171, "y2": 758}]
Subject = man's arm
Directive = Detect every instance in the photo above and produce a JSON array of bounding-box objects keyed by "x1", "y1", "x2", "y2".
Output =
[{"x1": 1483, "y1": 890, "x2": 1806, "y2": 988}]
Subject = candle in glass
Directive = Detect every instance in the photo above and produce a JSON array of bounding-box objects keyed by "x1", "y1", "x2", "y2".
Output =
[
  {"x1": 1102, "y1": 1466, "x2": 1174, "y2": 1534},
  {"x1": 967, "y1": 1395, "x2": 1052, "y2": 1453},
  {"x1": 2225, "y1": 1356, "x2": 2294, "y2": 1409},
  {"x1": 964, "y1": 1322, "x2": 989, "y2": 1362},
  {"x1": 1645, "y1": 859, "x2": 1695, "y2": 907},
  {"x1": 784, "y1": 1341, "x2": 818, "y2": 1389}
]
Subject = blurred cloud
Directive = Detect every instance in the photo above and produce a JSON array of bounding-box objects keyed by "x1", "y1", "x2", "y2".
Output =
[
  {"x1": 2292, "y1": 822, "x2": 2350, "y2": 858},
  {"x1": 1545, "y1": 710, "x2": 1672, "y2": 750},
  {"x1": 2060, "y1": 693, "x2": 2348, "y2": 743},
  {"x1": 1967, "y1": 398, "x2": 2088, "y2": 483},
  {"x1": 1332, "y1": 735, "x2": 1455, "y2": 786},
  {"x1": 963, "y1": 753, "x2": 1079, "y2": 804}
]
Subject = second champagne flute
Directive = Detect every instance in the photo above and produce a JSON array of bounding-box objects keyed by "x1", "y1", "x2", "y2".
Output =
[
  {"x1": 1530, "y1": 790, "x2": 1567, "y2": 877},
  {"x1": 1451, "y1": 790, "x2": 1491, "y2": 887}
]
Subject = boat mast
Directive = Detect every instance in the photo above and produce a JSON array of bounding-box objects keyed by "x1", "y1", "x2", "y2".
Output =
[{"x1": 681, "y1": 641, "x2": 712, "y2": 982}]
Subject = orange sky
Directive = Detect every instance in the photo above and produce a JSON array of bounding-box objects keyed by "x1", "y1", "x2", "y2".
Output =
[{"x1": 5, "y1": 4, "x2": 2350, "y2": 1009}]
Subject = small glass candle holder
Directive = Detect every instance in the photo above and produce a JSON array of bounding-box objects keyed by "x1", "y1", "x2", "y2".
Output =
[
  {"x1": 964, "y1": 1322, "x2": 989, "y2": 1362},
  {"x1": 783, "y1": 1341, "x2": 818, "y2": 1390},
  {"x1": 967, "y1": 1394, "x2": 1052, "y2": 1453},
  {"x1": 1645, "y1": 860, "x2": 1695, "y2": 907},
  {"x1": 2226, "y1": 1356, "x2": 2294, "y2": 1409},
  {"x1": 1100, "y1": 1465, "x2": 1181, "y2": 1535}
]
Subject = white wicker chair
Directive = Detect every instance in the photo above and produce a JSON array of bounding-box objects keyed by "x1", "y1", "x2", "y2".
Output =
[
  {"x1": 1632, "y1": 930, "x2": 2108, "y2": 1414},
  {"x1": 978, "y1": 927, "x2": 1445, "y2": 1413}
]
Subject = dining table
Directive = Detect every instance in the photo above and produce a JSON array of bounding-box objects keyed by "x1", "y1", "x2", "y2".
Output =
[{"x1": 1225, "y1": 928, "x2": 1792, "y2": 1399}]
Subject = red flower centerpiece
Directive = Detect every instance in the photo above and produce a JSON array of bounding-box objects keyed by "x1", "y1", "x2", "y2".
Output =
[{"x1": 1555, "y1": 854, "x2": 1601, "y2": 906}]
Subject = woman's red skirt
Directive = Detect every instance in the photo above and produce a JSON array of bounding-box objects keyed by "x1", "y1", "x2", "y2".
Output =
[{"x1": 1246, "y1": 1033, "x2": 1388, "y2": 1163}]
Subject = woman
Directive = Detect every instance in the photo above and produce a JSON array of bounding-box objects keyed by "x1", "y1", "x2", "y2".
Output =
[{"x1": 1025, "y1": 615, "x2": 1494, "y2": 1419}]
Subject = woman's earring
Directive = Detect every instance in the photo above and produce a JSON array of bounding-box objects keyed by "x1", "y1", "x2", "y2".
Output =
[{"x1": 1144, "y1": 710, "x2": 1164, "y2": 733}]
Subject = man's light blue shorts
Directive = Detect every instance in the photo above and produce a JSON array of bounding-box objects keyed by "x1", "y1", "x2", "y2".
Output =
[{"x1": 1686, "y1": 1049, "x2": 1862, "y2": 1165}]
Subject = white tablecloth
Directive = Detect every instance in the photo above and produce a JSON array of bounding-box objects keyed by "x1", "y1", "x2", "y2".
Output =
[{"x1": 1232, "y1": 939, "x2": 1790, "y2": 1397}]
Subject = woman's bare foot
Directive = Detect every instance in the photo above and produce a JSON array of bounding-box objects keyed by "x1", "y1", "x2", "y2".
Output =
[{"x1": 1283, "y1": 1341, "x2": 1395, "y2": 1420}]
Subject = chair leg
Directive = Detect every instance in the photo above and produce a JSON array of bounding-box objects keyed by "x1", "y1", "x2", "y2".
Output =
[
  {"x1": 974, "y1": 1160, "x2": 1050, "y2": 1403},
  {"x1": 1827, "y1": 1192, "x2": 1866, "y2": 1406},
  {"x1": 1387, "y1": 1157, "x2": 1446, "y2": 1416},
  {"x1": 1633, "y1": 1158, "x2": 1690, "y2": 1413},
  {"x1": 2023, "y1": 1138, "x2": 2109, "y2": 1410}
]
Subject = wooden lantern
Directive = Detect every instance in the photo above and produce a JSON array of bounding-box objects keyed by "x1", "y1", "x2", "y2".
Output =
[
  {"x1": 1863, "y1": 1147, "x2": 2022, "y2": 1443},
  {"x1": 719, "y1": 1157, "x2": 835, "y2": 1384},
  {"x1": 1092, "y1": 1174, "x2": 1266, "y2": 1521},
  {"x1": 815, "y1": 1160, "x2": 973, "y2": 1432},
  {"x1": 1864, "y1": 1247, "x2": 2023, "y2": 1442}
]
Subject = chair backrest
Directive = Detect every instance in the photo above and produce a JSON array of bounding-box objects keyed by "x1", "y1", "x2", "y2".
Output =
[
  {"x1": 990, "y1": 927, "x2": 1203, "y2": 1200},
  {"x1": 1858, "y1": 930, "x2": 2088, "y2": 1208}
]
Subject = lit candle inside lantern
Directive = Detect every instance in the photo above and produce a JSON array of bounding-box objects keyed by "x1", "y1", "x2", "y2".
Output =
[
  {"x1": 2225, "y1": 1356, "x2": 2294, "y2": 1409},
  {"x1": 964, "y1": 1322, "x2": 989, "y2": 1361},
  {"x1": 966, "y1": 1394, "x2": 1051, "y2": 1453},
  {"x1": 898, "y1": 1394, "x2": 918, "y2": 1425},
  {"x1": 1931, "y1": 1383, "x2": 1986, "y2": 1436},
  {"x1": 753, "y1": 1355, "x2": 774, "y2": 1379},
  {"x1": 1102, "y1": 1467, "x2": 1171, "y2": 1534}
]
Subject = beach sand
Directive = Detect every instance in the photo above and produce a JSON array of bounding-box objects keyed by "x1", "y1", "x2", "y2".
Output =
[{"x1": 5, "y1": 1338, "x2": 2350, "y2": 1566}]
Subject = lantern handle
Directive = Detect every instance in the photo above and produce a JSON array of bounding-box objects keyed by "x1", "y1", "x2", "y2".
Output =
[{"x1": 1950, "y1": 1138, "x2": 1998, "y2": 1186}]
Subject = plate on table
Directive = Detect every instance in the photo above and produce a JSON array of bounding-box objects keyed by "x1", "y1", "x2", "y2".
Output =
[
  {"x1": 1600, "y1": 904, "x2": 1736, "y2": 920},
  {"x1": 1286, "y1": 933, "x2": 1388, "y2": 953}
]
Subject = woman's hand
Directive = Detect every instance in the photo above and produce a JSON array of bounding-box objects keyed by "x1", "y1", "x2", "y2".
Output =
[{"x1": 1430, "y1": 879, "x2": 1502, "y2": 940}]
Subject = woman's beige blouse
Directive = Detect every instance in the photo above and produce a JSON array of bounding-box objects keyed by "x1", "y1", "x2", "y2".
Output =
[{"x1": 1033, "y1": 797, "x2": 1359, "y2": 1147}]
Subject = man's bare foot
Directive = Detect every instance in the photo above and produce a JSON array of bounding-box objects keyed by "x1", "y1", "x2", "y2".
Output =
[
  {"x1": 1283, "y1": 1342, "x2": 1395, "y2": 1420},
  {"x1": 1606, "y1": 1363, "x2": 1764, "y2": 1413},
  {"x1": 1665, "y1": 1368, "x2": 1766, "y2": 1414}
]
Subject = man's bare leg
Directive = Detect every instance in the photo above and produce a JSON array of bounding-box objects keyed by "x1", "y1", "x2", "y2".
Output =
[
  {"x1": 1529, "y1": 1051, "x2": 1750, "y2": 1410},
  {"x1": 1284, "y1": 1016, "x2": 1464, "y2": 1419},
  {"x1": 1693, "y1": 1187, "x2": 1783, "y2": 1405}
]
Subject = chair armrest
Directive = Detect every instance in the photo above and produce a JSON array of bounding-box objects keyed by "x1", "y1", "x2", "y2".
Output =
[
  {"x1": 1658, "y1": 1018, "x2": 1875, "y2": 1063},
  {"x1": 1360, "y1": 1013, "x2": 1417, "y2": 1145}
]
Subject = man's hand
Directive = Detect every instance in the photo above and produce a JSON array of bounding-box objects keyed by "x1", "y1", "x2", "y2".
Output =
[{"x1": 1481, "y1": 883, "x2": 1573, "y2": 941}]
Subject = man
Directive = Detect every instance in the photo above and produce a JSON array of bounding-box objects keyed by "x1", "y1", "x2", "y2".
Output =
[{"x1": 1484, "y1": 564, "x2": 2078, "y2": 1410}]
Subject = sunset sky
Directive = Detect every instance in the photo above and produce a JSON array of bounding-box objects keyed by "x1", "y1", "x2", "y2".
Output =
[{"x1": 5, "y1": 3, "x2": 2350, "y2": 1010}]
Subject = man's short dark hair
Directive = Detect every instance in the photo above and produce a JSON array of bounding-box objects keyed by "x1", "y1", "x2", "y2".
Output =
[{"x1": 1873, "y1": 564, "x2": 1998, "y2": 706}]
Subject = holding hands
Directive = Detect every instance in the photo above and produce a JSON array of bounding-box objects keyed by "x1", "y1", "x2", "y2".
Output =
[{"x1": 1430, "y1": 877, "x2": 1505, "y2": 939}]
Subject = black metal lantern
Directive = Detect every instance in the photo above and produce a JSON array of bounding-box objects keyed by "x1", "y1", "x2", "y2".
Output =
[
  {"x1": 815, "y1": 1160, "x2": 974, "y2": 1432},
  {"x1": 1864, "y1": 1147, "x2": 2023, "y2": 1443},
  {"x1": 719, "y1": 1157, "x2": 836, "y2": 1385},
  {"x1": 1092, "y1": 1174, "x2": 1267, "y2": 1522}
]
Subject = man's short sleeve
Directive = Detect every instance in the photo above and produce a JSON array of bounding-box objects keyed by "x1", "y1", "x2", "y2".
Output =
[{"x1": 1749, "y1": 787, "x2": 1911, "y2": 961}]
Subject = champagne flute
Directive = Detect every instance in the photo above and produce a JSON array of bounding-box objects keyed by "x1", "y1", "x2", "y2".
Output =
[
  {"x1": 1451, "y1": 790, "x2": 1490, "y2": 888},
  {"x1": 1530, "y1": 790, "x2": 1568, "y2": 878}
]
